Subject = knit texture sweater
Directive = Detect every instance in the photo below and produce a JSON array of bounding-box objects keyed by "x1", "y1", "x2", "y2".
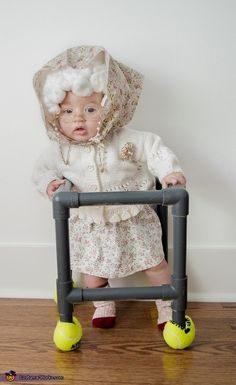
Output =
[{"x1": 32, "y1": 127, "x2": 183, "y2": 224}]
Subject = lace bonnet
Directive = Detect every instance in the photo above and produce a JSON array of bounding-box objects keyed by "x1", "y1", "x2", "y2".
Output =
[{"x1": 33, "y1": 45, "x2": 143, "y2": 143}]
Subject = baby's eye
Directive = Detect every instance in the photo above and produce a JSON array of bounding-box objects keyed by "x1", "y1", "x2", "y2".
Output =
[
  {"x1": 62, "y1": 108, "x2": 73, "y2": 114},
  {"x1": 85, "y1": 106, "x2": 96, "y2": 113}
]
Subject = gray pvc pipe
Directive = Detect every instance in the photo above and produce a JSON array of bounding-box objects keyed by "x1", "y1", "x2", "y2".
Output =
[
  {"x1": 67, "y1": 285, "x2": 178, "y2": 304},
  {"x1": 53, "y1": 187, "x2": 189, "y2": 218},
  {"x1": 53, "y1": 184, "x2": 189, "y2": 324}
]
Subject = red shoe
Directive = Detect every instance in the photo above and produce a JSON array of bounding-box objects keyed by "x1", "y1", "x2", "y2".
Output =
[{"x1": 92, "y1": 301, "x2": 116, "y2": 329}]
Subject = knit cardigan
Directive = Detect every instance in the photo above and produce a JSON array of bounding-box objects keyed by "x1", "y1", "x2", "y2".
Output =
[{"x1": 32, "y1": 127, "x2": 183, "y2": 224}]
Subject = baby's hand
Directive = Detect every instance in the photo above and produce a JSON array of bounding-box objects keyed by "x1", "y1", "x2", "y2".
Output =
[
  {"x1": 47, "y1": 179, "x2": 65, "y2": 199},
  {"x1": 161, "y1": 172, "x2": 186, "y2": 189}
]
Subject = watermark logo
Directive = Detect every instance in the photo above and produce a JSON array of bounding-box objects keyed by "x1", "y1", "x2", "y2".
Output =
[
  {"x1": 1, "y1": 371, "x2": 64, "y2": 382},
  {"x1": 5, "y1": 371, "x2": 16, "y2": 382}
]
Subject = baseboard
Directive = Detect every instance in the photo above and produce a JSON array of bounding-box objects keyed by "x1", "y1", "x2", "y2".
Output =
[{"x1": 0, "y1": 244, "x2": 235, "y2": 302}]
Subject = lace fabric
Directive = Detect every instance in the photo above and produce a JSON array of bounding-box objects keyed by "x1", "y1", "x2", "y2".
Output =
[{"x1": 33, "y1": 45, "x2": 143, "y2": 145}]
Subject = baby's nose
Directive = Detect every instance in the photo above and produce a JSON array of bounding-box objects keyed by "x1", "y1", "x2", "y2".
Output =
[{"x1": 73, "y1": 108, "x2": 85, "y2": 120}]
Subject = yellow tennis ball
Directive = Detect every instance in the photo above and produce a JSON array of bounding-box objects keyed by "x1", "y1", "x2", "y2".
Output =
[
  {"x1": 163, "y1": 315, "x2": 195, "y2": 349},
  {"x1": 53, "y1": 316, "x2": 83, "y2": 351}
]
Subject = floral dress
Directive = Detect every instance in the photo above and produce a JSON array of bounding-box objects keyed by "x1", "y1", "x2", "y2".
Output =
[{"x1": 70, "y1": 205, "x2": 164, "y2": 278}]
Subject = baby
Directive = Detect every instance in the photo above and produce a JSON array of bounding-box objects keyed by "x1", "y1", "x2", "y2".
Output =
[{"x1": 32, "y1": 46, "x2": 186, "y2": 330}]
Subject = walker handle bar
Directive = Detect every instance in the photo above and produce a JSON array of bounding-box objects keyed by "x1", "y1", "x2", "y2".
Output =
[{"x1": 53, "y1": 186, "x2": 189, "y2": 219}]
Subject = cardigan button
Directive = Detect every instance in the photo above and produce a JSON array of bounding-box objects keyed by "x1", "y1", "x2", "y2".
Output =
[{"x1": 88, "y1": 165, "x2": 95, "y2": 171}]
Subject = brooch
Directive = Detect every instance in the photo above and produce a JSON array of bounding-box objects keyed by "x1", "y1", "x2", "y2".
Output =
[{"x1": 120, "y1": 142, "x2": 135, "y2": 161}]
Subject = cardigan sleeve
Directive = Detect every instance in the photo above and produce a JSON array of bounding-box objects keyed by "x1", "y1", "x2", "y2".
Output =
[
  {"x1": 32, "y1": 143, "x2": 63, "y2": 197},
  {"x1": 143, "y1": 132, "x2": 184, "y2": 182}
]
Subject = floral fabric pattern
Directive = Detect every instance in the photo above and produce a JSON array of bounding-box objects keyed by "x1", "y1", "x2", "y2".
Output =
[{"x1": 70, "y1": 205, "x2": 164, "y2": 278}]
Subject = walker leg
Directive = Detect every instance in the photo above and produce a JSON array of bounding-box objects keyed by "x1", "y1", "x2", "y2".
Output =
[
  {"x1": 172, "y1": 215, "x2": 187, "y2": 325},
  {"x1": 53, "y1": 217, "x2": 83, "y2": 351},
  {"x1": 54, "y1": 218, "x2": 74, "y2": 323},
  {"x1": 163, "y1": 192, "x2": 195, "y2": 349}
]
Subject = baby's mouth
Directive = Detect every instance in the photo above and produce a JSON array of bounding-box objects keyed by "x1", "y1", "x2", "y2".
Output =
[{"x1": 74, "y1": 127, "x2": 86, "y2": 135}]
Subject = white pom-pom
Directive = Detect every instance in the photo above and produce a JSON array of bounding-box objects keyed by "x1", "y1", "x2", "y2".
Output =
[
  {"x1": 60, "y1": 68, "x2": 75, "y2": 91},
  {"x1": 80, "y1": 68, "x2": 92, "y2": 78},
  {"x1": 90, "y1": 71, "x2": 106, "y2": 92},
  {"x1": 43, "y1": 72, "x2": 62, "y2": 93},
  {"x1": 48, "y1": 89, "x2": 65, "y2": 104},
  {"x1": 72, "y1": 76, "x2": 93, "y2": 96},
  {"x1": 43, "y1": 95, "x2": 51, "y2": 105},
  {"x1": 48, "y1": 104, "x2": 60, "y2": 114},
  {"x1": 42, "y1": 64, "x2": 107, "y2": 113},
  {"x1": 43, "y1": 71, "x2": 66, "y2": 110}
]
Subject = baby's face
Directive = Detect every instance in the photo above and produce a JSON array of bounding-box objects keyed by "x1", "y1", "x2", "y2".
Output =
[{"x1": 58, "y1": 91, "x2": 103, "y2": 142}]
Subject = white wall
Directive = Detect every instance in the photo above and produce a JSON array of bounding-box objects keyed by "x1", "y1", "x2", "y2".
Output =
[{"x1": 0, "y1": 0, "x2": 235, "y2": 301}]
